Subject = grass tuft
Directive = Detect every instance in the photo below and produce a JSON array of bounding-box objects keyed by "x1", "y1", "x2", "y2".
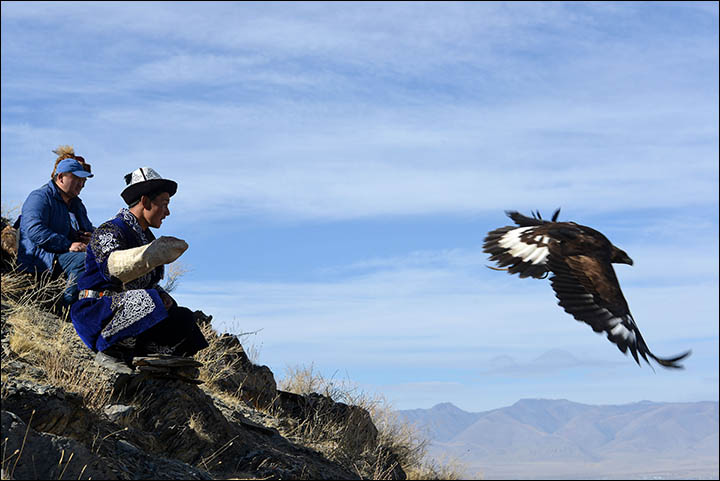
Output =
[{"x1": 278, "y1": 364, "x2": 469, "y2": 480}]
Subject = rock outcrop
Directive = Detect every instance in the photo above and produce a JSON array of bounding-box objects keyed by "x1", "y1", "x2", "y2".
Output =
[{"x1": 1, "y1": 291, "x2": 406, "y2": 479}]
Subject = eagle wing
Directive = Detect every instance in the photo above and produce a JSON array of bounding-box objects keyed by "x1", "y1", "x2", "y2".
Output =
[
  {"x1": 483, "y1": 225, "x2": 553, "y2": 279},
  {"x1": 547, "y1": 251, "x2": 690, "y2": 369},
  {"x1": 482, "y1": 209, "x2": 564, "y2": 279}
]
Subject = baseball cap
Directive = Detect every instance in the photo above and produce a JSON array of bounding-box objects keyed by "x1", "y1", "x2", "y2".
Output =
[{"x1": 56, "y1": 158, "x2": 94, "y2": 178}]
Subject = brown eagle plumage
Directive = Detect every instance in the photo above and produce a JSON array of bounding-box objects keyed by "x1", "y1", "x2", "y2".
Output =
[{"x1": 483, "y1": 209, "x2": 691, "y2": 369}]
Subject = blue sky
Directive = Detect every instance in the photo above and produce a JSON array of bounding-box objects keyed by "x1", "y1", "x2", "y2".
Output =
[{"x1": 1, "y1": 1, "x2": 717, "y2": 412}]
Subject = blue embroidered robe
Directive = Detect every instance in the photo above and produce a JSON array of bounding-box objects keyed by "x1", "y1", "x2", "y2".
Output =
[{"x1": 71, "y1": 209, "x2": 169, "y2": 352}]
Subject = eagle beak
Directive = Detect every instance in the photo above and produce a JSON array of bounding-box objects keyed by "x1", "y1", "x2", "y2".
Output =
[
  {"x1": 620, "y1": 253, "x2": 634, "y2": 265},
  {"x1": 613, "y1": 247, "x2": 634, "y2": 265}
]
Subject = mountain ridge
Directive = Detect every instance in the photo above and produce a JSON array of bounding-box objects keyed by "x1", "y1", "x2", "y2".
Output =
[{"x1": 397, "y1": 398, "x2": 719, "y2": 479}]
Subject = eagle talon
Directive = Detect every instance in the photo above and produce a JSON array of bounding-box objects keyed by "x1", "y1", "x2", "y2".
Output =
[{"x1": 486, "y1": 265, "x2": 509, "y2": 271}]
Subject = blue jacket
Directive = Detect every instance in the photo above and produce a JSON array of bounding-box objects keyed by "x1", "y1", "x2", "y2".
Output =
[{"x1": 17, "y1": 180, "x2": 94, "y2": 273}]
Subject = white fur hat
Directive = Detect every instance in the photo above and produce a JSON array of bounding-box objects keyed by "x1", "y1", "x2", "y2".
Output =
[{"x1": 121, "y1": 167, "x2": 177, "y2": 205}]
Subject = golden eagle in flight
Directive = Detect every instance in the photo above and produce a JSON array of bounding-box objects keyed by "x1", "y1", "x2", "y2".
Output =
[{"x1": 483, "y1": 209, "x2": 691, "y2": 369}]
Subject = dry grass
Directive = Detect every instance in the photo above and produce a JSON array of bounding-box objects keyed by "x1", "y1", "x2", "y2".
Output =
[
  {"x1": 279, "y1": 363, "x2": 343, "y2": 399},
  {"x1": 2, "y1": 262, "x2": 114, "y2": 411},
  {"x1": 1, "y1": 261, "x2": 66, "y2": 311},
  {"x1": 5, "y1": 303, "x2": 113, "y2": 411},
  {"x1": 194, "y1": 320, "x2": 265, "y2": 399},
  {"x1": 7, "y1": 306, "x2": 56, "y2": 360},
  {"x1": 406, "y1": 456, "x2": 472, "y2": 480},
  {"x1": 277, "y1": 364, "x2": 468, "y2": 480},
  {"x1": 162, "y1": 261, "x2": 190, "y2": 293},
  {"x1": 188, "y1": 412, "x2": 214, "y2": 443},
  {"x1": 195, "y1": 322, "x2": 247, "y2": 393}
]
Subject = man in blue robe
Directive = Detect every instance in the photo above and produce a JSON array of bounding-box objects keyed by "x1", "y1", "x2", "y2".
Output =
[{"x1": 71, "y1": 167, "x2": 208, "y2": 373}]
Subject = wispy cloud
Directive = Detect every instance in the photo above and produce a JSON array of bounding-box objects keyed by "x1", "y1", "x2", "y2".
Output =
[
  {"x1": 4, "y1": 94, "x2": 717, "y2": 223},
  {"x1": 3, "y1": 3, "x2": 717, "y2": 224}
]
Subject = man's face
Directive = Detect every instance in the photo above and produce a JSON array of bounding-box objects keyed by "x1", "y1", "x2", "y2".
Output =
[
  {"x1": 56, "y1": 172, "x2": 87, "y2": 198},
  {"x1": 146, "y1": 192, "x2": 171, "y2": 228}
]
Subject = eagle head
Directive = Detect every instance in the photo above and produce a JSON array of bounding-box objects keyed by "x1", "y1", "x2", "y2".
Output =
[{"x1": 611, "y1": 246, "x2": 633, "y2": 265}]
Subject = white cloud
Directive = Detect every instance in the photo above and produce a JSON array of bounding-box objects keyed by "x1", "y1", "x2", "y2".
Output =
[
  {"x1": 3, "y1": 2, "x2": 717, "y2": 223},
  {"x1": 6, "y1": 89, "x2": 715, "y2": 224}
]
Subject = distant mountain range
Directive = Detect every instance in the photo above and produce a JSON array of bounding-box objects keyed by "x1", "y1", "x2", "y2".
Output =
[{"x1": 397, "y1": 399, "x2": 719, "y2": 480}]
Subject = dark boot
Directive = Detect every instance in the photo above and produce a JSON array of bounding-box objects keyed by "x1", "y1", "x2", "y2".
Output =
[{"x1": 94, "y1": 345, "x2": 134, "y2": 374}]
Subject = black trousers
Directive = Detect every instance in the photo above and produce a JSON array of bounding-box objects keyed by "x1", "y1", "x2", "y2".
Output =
[{"x1": 134, "y1": 306, "x2": 209, "y2": 357}]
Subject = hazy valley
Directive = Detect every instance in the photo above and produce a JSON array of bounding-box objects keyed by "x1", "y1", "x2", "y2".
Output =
[{"x1": 398, "y1": 399, "x2": 719, "y2": 480}]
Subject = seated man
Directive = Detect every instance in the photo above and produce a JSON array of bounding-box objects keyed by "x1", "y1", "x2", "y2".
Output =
[
  {"x1": 70, "y1": 167, "x2": 208, "y2": 373},
  {"x1": 17, "y1": 156, "x2": 95, "y2": 306}
]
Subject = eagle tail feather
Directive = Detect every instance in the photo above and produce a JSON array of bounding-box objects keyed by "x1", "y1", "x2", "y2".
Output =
[
  {"x1": 647, "y1": 350, "x2": 692, "y2": 369},
  {"x1": 635, "y1": 328, "x2": 691, "y2": 369}
]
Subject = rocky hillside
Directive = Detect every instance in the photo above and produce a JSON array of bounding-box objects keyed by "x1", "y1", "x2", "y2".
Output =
[{"x1": 0, "y1": 216, "x2": 446, "y2": 480}]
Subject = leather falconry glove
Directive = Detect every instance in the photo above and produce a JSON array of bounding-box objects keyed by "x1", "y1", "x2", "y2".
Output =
[{"x1": 107, "y1": 236, "x2": 188, "y2": 284}]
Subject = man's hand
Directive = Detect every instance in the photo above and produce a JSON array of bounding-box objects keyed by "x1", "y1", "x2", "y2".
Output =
[
  {"x1": 69, "y1": 242, "x2": 87, "y2": 252},
  {"x1": 159, "y1": 291, "x2": 176, "y2": 311},
  {"x1": 77, "y1": 231, "x2": 92, "y2": 244}
]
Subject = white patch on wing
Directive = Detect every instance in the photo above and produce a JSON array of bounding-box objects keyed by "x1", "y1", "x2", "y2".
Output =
[
  {"x1": 610, "y1": 321, "x2": 637, "y2": 344},
  {"x1": 498, "y1": 227, "x2": 549, "y2": 265},
  {"x1": 525, "y1": 246, "x2": 549, "y2": 264}
]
